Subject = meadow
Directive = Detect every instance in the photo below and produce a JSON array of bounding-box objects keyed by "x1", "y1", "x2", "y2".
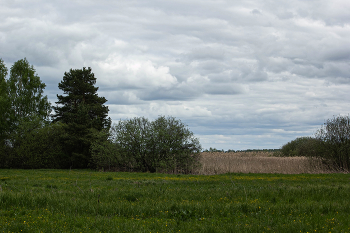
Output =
[{"x1": 1, "y1": 168, "x2": 350, "y2": 232}]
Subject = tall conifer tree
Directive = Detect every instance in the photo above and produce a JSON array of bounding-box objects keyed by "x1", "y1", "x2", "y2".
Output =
[{"x1": 53, "y1": 67, "x2": 110, "y2": 168}]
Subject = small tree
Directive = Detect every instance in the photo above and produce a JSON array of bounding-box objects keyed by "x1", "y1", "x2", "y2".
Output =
[
  {"x1": 148, "y1": 116, "x2": 201, "y2": 173},
  {"x1": 0, "y1": 58, "x2": 51, "y2": 167},
  {"x1": 52, "y1": 67, "x2": 111, "y2": 168},
  {"x1": 8, "y1": 58, "x2": 51, "y2": 125},
  {"x1": 315, "y1": 115, "x2": 350, "y2": 171},
  {"x1": 111, "y1": 117, "x2": 150, "y2": 171},
  {"x1": 1, "y1": 58, "x2": 51, "y2": 142},
  {"x1": 0, "y1": 59, "x2": 10, "y2": 163},
  {"x1": 0, "y1": 59, "x2": 10, "y2": 144},
  {"x1": 110, "y1": 116, "x2": 201, "y2": 173}
]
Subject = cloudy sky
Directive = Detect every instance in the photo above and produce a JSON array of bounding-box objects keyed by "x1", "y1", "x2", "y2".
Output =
[{"x1": 1, "y1": 0, "x2": 350, "y2": 150}]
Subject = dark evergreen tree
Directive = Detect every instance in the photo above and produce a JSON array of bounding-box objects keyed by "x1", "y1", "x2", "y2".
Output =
[{"x1": 52, "y1": 67, "x2": 110, "y2": 168}]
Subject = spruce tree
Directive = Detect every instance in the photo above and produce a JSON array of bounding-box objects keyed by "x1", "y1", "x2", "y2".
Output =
[{"x1": 53, "y1": 67, "x2": 110, "y2": 168}]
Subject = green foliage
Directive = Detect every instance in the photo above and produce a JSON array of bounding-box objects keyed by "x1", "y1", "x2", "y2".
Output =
[
  {"x1": 149, "y1": 116, "x2": 201, "y2": 173},
  {"x1": 112, "y1": 117, "x2": 151, "y2": 172},
  {"x1": 90, "y1": 130, "x2": 120, "y2": 170},
  {"x1": 0, "y1": 58, "x2": 52, "y2": 168},
  {"x1": 7, "y1": 58, "x2": 51, "y2": 124},
  {"x1": 203, "y1": 147, "x2": 224, "y2": 152},
  {"x1": 0, "y1": 58, "x2": 7, "y2": 79},
  {"x1": 280, "y1": 137, "x2": 316, "y2": 157},
  {"x1": 0, "y1": 143, "x2": 11, "y2": 169},
  {"x1": 1, "y1": 58, "x2": 51, "y2": 144},
  {"x1": 0, "y1": 59, "x2": 10, "y2": 143},
  {"x1": 0, "y1": 122, "x2": 68, "y2": 169},
  {"x1": 294, "y1": 137, "x2": 325, "y2": 158},
  {"x1": 314, "y1": 115, "x2": 350, "y2": 171},
  {"x1": 280, "y1": 115, "x2": 350, "y2": 172},
  {"x1": 108, "y1": 116, "x2": 201, "y2": 173},
  {"x1": 52, "y1": 67, "x2": 111, "y2": 168}
]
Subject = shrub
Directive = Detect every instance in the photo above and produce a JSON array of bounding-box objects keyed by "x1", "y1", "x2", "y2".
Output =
[
  {"x1": 280, "y1": 137, "x2": 316, "y2": 157},
  {"x1": 90, "y1": 129, "x2": 121, "y2": 170},
  {"x1": 0, "y1": 141, "x2": 12, "y2": 168},
  {"x1": 280, "y1": 115, "x2": 350, "y2": 172},
  {"x1": 5, "y1": 121, "x2": 69, "y2": 169},
  {"x1": 105, "y1": 116, "x2": 201, "y2": 173},
  {"x1": 314, "y1": 115, "x2": 350, "y2": 171}
]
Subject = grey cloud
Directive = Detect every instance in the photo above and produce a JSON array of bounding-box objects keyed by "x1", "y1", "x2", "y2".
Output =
[
  {"x1": 102, "y1": 91, "x2": 143, "y2": 105},
  {"x1": 251, "y1": 9, "x2": 261, "y2": 15},
  {"x1": 182, "y1": 46, "x2": 226, "y2": 62},
  {"x1": 204, "y1": 83, "x2": 244, "y2": 95},
  {"x1": 138, "y1": 85, "x2": 201, "y2": 101},
  {"x1": 2, "y1": 0, "x2": 350, "y2": 150}
]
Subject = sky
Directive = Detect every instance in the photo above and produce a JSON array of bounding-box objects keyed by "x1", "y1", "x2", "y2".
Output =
[{"x1": 1, "y1": 0, "x2": 350, "y2": 151}]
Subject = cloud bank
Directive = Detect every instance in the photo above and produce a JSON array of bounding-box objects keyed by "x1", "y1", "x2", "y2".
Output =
[{"x1": 1, "y1": 0, "x2": 350, "y2": 150}]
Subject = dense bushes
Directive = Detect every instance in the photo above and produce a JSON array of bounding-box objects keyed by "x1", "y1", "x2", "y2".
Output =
[
  {"x1": 0, "y1": 122, "x2": 69, "y2": 169},
  {"x1": 279, "y1": 137, "x2": 318, "y2": 157},
  {"x1": 91, "y1": 116, "x2": 202, "y2": 173},
  {"x1": 0, "y1": 122, "x2": 67, "y2": 169},
  {"x1": 90, "y1": 129, "x2": 120, "y2": 171}
]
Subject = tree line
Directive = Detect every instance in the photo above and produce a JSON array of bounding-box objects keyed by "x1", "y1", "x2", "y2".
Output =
[
  {"x1": 202, "y1": 148, "x2": 280, "y2": 153},
  {"x1": 0, "y1": 58, "x2": 201, "y2": 172},
  {"x1": 1, "y1": 58, "x2": 349, "y2": 173}
]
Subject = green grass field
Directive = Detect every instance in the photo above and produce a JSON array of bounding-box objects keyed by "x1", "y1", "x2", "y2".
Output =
[{"x1": 1, "y1": 170, "x2": 350, "y2": 232}]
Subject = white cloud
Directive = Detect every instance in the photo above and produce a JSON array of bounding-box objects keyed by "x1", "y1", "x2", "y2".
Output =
[{"x1": 96, "y1": 54, "x2": 178, "y2": 89}]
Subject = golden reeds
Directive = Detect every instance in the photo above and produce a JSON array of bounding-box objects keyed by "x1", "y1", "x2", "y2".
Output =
[{"x1": 197, "y1": 152, "x2": 330, "y2": 175}]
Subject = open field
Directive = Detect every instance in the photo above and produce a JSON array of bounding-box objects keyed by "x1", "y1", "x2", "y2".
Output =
[
  {"x1": 199, "y1": 152, "x2": 331, "y2": 175},
  {"x1": 1, "y1": 169, "x2": 350, "y2": 232}
]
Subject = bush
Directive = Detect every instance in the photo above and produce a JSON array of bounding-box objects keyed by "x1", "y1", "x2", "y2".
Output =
[
  {"x1": 296, "y1": 137, "x2": 325, "y2": 158},
  {"x1": 314, "y1": 115, "x2": 350, "y2": 171},
  {"x1": 280, "y1": 115, "x2": 350, "y2": 172},
  {"x1": 100, "y1": 116, "x2": 202, "y2": 173},
  {"x1": 0, "y1": 141, "x2": 12, "y2": 168},
  {"x1": 280, "y1": 137, "x2": 316, "y2": 157},
  {"x1": 90, "y1": 129, "x2": 121, "y2": 170},
  {"x1": 4, "y1": 121, "x2": 69, "y2": 169}
]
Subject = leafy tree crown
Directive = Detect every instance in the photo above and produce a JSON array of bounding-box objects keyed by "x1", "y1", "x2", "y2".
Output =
[{"x1": 8, "y1": 58, "x2": 51, "y2": 123}]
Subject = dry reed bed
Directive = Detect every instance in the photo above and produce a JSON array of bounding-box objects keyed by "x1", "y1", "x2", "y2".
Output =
[{"x1": 198, "y1": 152, "x2": 329, "y2": 175}]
